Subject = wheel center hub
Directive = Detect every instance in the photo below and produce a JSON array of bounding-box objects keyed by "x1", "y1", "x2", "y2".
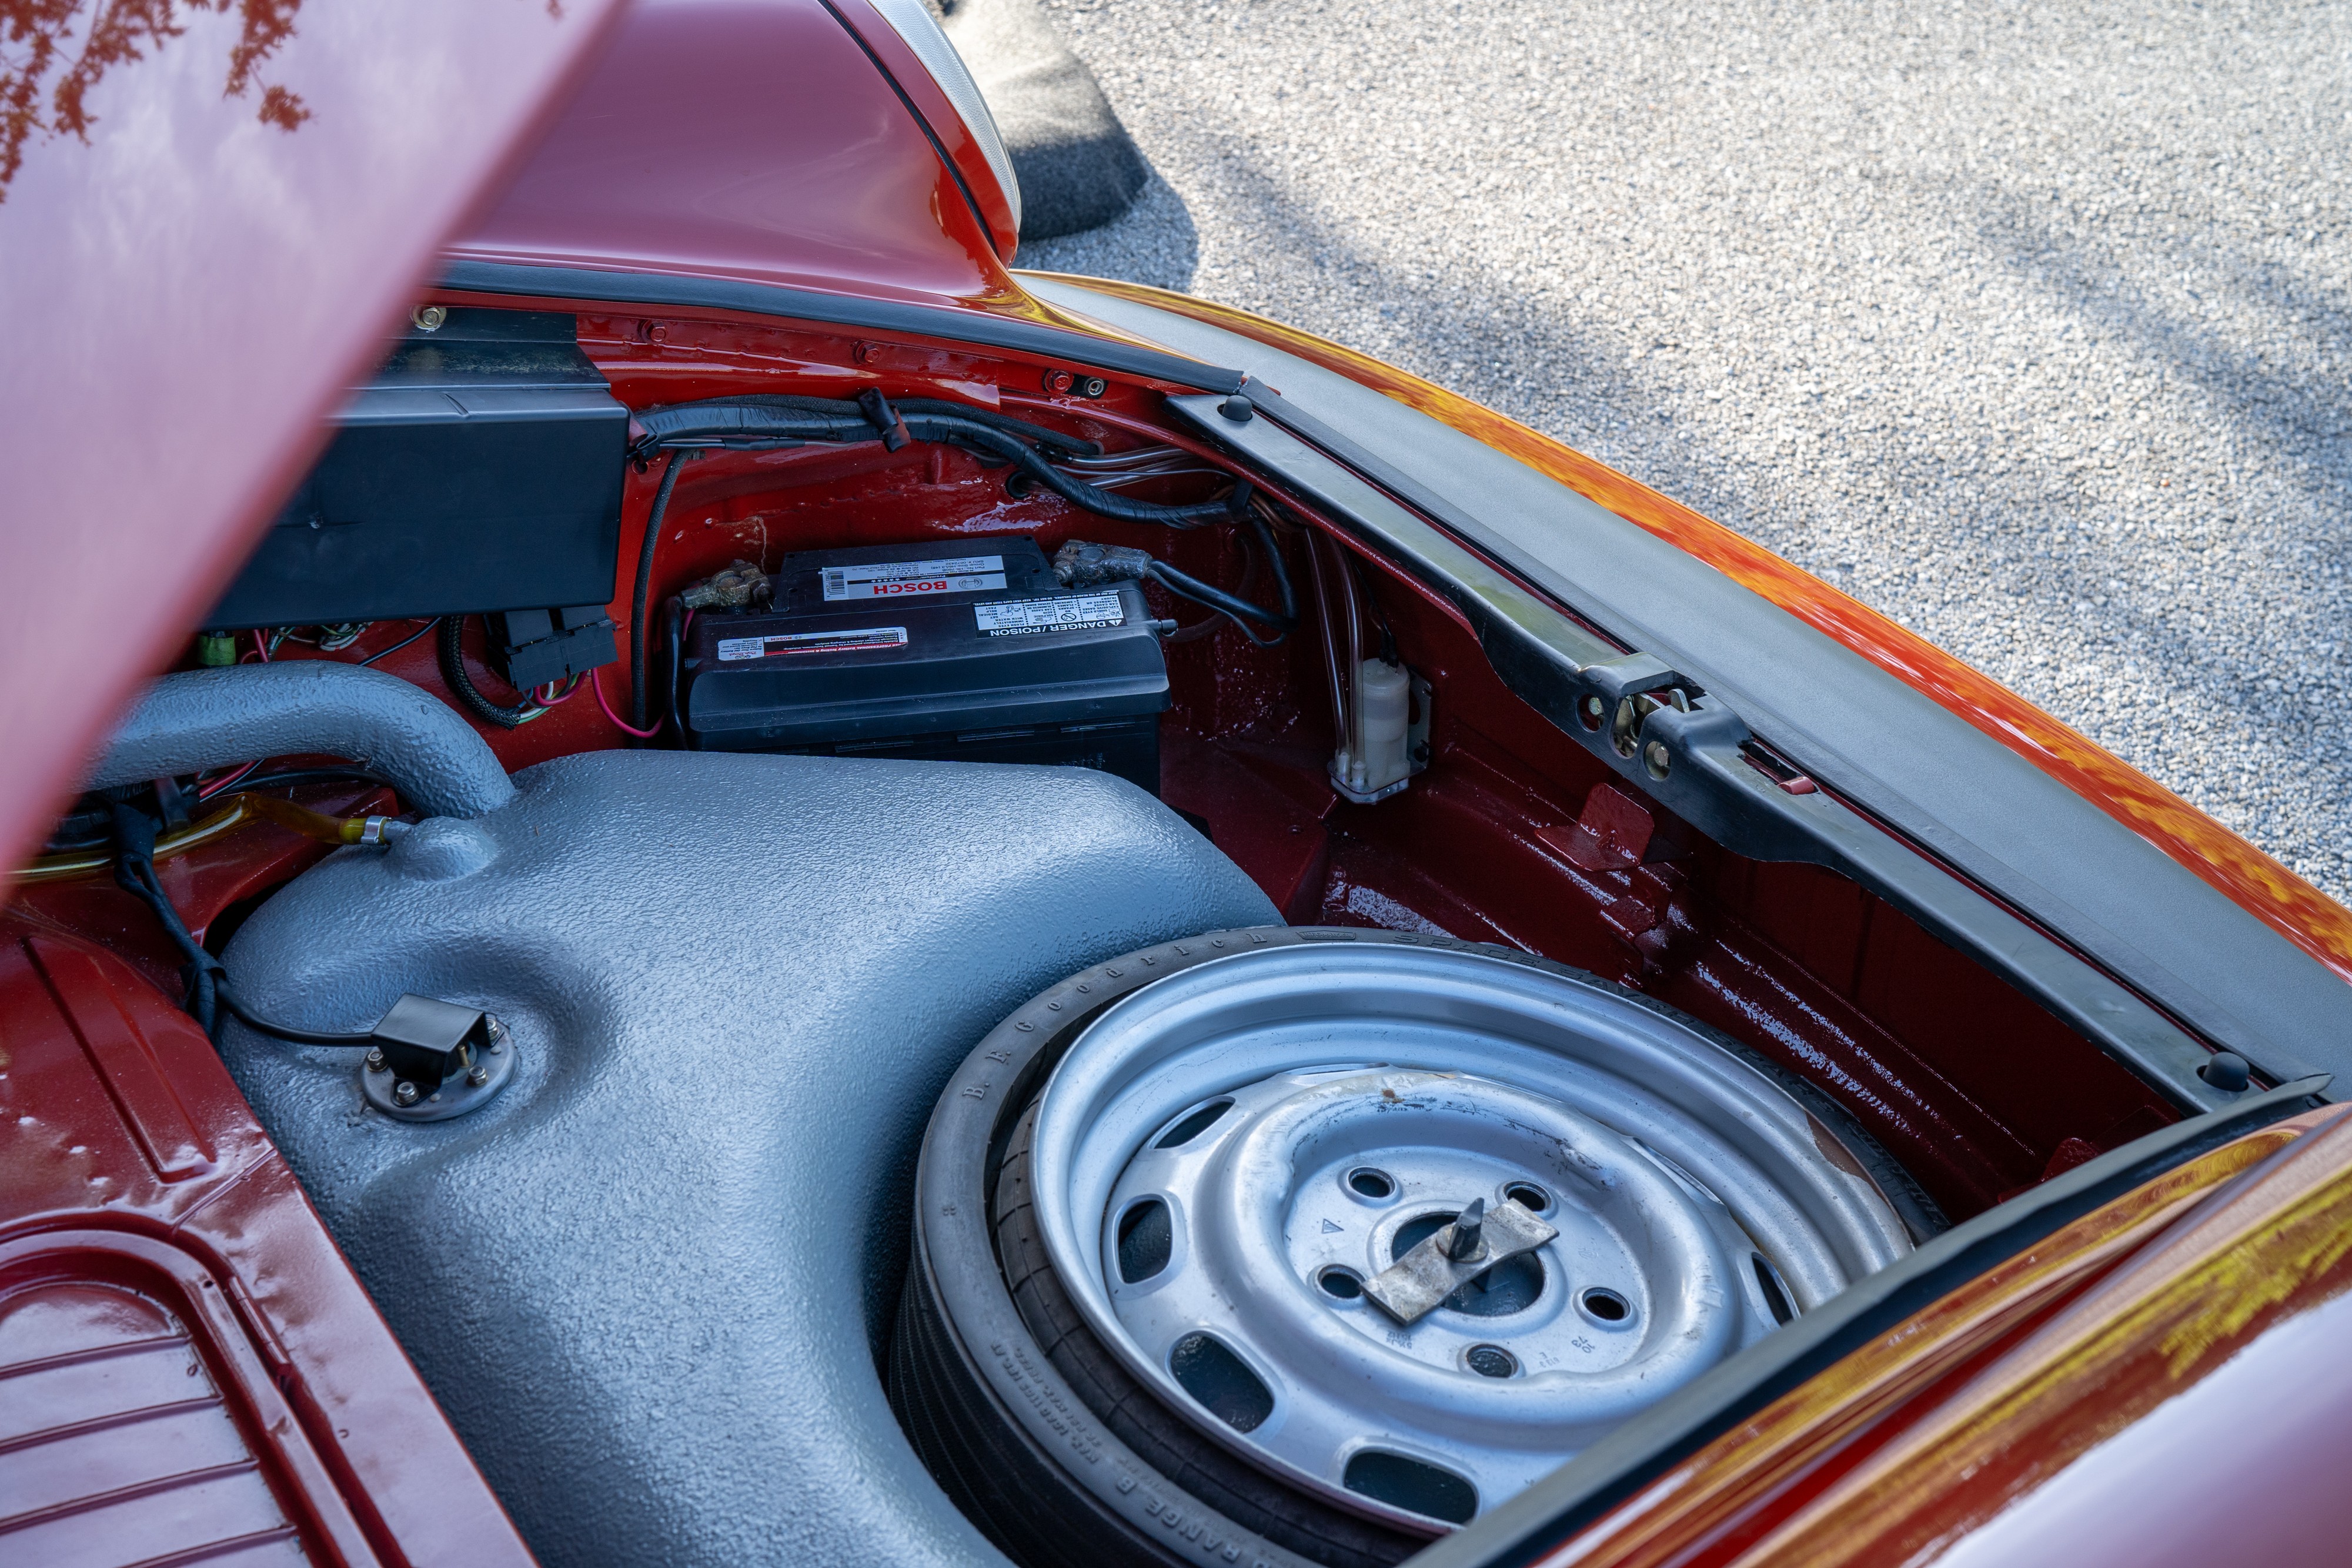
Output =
[{"x1": 1103, "y1": 1067, "x2": 1759, "y2": 1512}]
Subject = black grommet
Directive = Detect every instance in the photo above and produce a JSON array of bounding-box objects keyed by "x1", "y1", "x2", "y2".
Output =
[
  {"x1": 2199, "y1": 1051, "x2": 2251, "y2": 1092},
  {"x1": 1218, "y1": 394, "x2": 1254, "y2": 423}
]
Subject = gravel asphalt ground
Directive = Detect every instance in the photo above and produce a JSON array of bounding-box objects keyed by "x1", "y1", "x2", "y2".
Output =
[{"x1": 1021, "y1": 0, "x2": 2352, "y2": 906}]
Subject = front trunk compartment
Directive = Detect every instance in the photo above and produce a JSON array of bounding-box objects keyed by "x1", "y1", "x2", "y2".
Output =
[{"x1": 1, "y1": 299, "x2": 2239, "y2": 1567}]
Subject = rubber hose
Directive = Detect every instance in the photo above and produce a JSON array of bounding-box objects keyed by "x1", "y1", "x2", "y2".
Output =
[
  {"x1": 631, "y1": 394, "x2": 1100, "y2": 460},
  {"x1": 665, "y1": 595, "x2": 687, "y2": 743},
  {"x1": 902, "y1": 412, "x2": 1247, "y2": 525},
  {"x1": 627, "y1": 403, "x2": 1235, "y2": 527},
  {"x1": 86, "y1": 663, "x2": 514, "y2": 820},
  {"x1": 1246, "y1": 505, "x2": 1299, "y2": 624},
  {"x1": 1145, "y1": 563, "x2": 1289, "y2": 647},
  {"x1": 630, "y1": 452, "x2": 687, "y2": 737}
]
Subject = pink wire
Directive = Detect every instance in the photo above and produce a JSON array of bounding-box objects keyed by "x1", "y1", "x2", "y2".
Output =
[
  {"x1": 535, "y1": 676, "x2": 582, "y2": 706},
  {"x1": 251, "y1": 630, "x2": 270, "y2": 663},
  {"x1": 592, "y1": 667, "x2": 664, "y2": 738}
]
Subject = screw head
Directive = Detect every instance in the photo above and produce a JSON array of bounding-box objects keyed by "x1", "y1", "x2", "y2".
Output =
[
  {"x1": 392, "y1": 1080, "x2": 420, "y2": 1107},
  {"x1": 411, "y1": 305, "x2": 447, "y2": 333},
  {"x1": 1643, "y1": 739, "x2": 1673, "y2": 780},
  {"x1": 364, "y1": 1048, "x2": 386, "y2": 1073}
]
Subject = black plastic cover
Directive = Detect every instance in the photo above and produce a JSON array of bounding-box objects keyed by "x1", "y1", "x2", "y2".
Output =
[
  {"x1": 683, "y1": 537, "x2": 1169, "y2": 791},
  {"x1": 206, "y1": 308, "x2": 627, "y2": 628},
  {"x1": 368, "y1": 992, "x2": 493, "y2": 1091}
]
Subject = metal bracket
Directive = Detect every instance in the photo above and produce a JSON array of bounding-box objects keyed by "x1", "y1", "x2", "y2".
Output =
[{"x1": 1361, "y1": 1198, "x2": 1557, "y2": 1325}]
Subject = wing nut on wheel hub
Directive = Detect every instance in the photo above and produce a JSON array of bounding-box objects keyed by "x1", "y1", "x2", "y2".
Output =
[{"x1": 1361, "y1": 1195, "x2": 1558, "y2": 1325}]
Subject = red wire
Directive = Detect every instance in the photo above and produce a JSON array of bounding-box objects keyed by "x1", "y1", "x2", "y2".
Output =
[
  {"x1": 592, "y1": 667, "x2": 663, "y2": 738},
  {"x1": 197, "y1": 760, "x2": 259, "y2": 800}
]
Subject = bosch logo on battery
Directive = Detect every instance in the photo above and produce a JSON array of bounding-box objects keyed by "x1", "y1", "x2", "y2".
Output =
[{"x1": 822, "y1": 554, "x2": 1007, "y2": 601}]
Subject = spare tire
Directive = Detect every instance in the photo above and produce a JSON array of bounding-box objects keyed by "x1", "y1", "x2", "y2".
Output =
[{"x1": 890, "y1": 928, "x2": 1930, "y2": 1567}]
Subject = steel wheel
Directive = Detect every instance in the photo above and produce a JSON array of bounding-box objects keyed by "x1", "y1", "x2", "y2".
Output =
[{"x1": 1024, "y1": 940, "x2": 1913, "y2": 1527}]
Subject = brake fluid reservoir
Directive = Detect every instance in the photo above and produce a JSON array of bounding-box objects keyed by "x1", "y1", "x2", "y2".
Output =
[{"x1": 1354, "y1": 658, "x2": 1411, "y2": 794}]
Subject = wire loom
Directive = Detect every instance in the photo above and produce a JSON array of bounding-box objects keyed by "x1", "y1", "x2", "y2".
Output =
[{"x1": 627, "y1": 390, "x2": 1250, "y2": 526}]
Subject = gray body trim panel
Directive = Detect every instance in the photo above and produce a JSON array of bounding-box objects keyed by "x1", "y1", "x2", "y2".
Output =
[{"x1": 1025, "y1": 275, "x2": 2350, "y2": 1088}]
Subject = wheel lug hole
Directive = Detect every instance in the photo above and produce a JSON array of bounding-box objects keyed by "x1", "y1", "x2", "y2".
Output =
[
  {"x1": 1345, "y1": 1166, "x2": 1396, "y2": 1202},
  {"x1": 1465, "y1": 1343, "x2": 1518, "y2": 1379},
  {"x1": 1316, "y1": 1266, "x2": 1364, "y2": 1300},
  {"x1": 1580, "y1": 1287, "x2": 1632, "y2": 1323},
  {"x1": 1502, "y1": 1181, "x2": 1550, "y2": 1213}
]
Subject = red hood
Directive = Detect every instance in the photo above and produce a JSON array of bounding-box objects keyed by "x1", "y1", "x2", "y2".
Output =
[
  {"x1": 447, "y1": 0, "x2": 1025, "y2": 312},
  {"x1": 0, "y1": 0, "x2": 629, "y2": 876}
]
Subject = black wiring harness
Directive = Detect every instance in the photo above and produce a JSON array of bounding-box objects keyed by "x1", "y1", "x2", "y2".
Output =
[
  {"x1": 111, "y1": 803, "x2": 228, "y2": 1037},
  {"x1": 1053, "y1": 506, "x2": 1299, "y2": 647},
  {"x1": 108, "y1": 794, "x2": 457, "y2": 1053},
  {"x1": 438, "y1": 616, "x2": 546, "y2": 730},
  {"x1": 108, "y1": 801, "x2": 366, "y2": 1045},
  {"x1": 623, "y1": 390, "x2": 1264, "y2": 732}
]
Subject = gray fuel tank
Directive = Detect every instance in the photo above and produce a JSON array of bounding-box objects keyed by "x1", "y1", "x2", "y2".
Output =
[{"x1": 218, "y1": 750, "x2": 1278, "y2": 1568}]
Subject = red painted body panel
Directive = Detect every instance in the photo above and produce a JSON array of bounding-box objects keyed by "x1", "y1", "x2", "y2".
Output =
[
  {"x1": 1038, "y1": 278, "x2": 2352, "y2": 987},
  {"x1": 11, "y1": 783, "x2": 394, "y2": 1001},
  {"x1": 823, "y1": 0, "x2": 1021, "y2": 258},
  {"x1": 0, "y1": 921, "x2": 532, "y2": 1564},
  {"x1": 0, "y1": 0, "x2": 630, "y2": 881},
  {"x1": 453, "y1": 0, "x2": 1023, "y2": 312},
  {"x1": 1531, "y1": 1104, "x2": 2352, "y2": 1568},
  {"x1": 0, "y1": 4, "x2": 634, "y2": 1559}
]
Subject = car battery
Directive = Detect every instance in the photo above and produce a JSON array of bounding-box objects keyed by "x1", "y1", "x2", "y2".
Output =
[{"x1": 680, "y1": 536, "x2": 1169, "y2": 793}]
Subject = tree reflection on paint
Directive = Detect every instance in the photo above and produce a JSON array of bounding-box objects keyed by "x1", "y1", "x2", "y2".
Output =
[{"x1": 1, "y1": 0, "x2": 309, "y2": 199}]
